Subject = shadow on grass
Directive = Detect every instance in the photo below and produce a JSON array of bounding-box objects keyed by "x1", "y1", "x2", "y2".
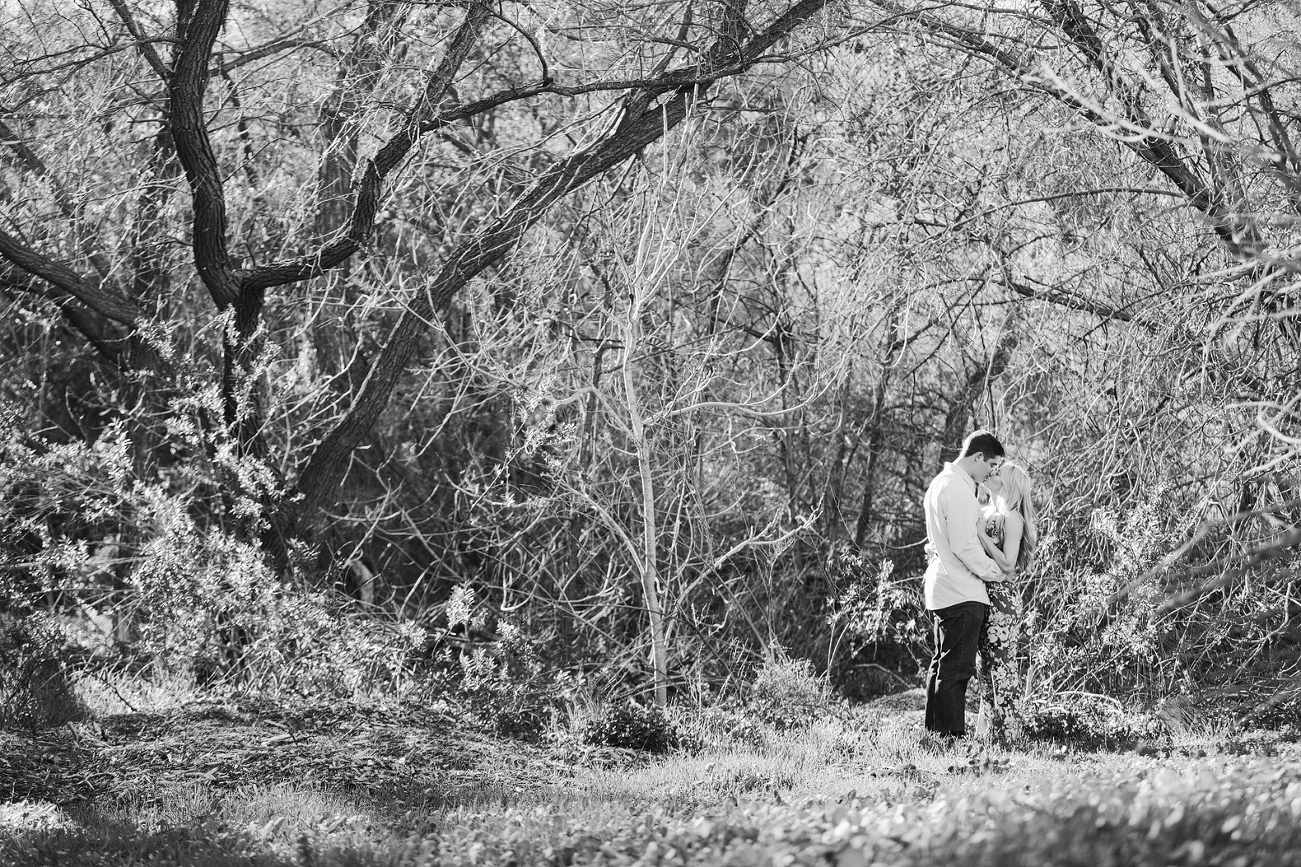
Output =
[{"x1": 0, "y1": 820, "x2": 291, "y2": 867}]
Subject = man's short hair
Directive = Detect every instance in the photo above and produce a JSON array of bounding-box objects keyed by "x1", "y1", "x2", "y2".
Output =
[{"x1": 959, "y1": 429, "x2": 1005, "y2": 461}]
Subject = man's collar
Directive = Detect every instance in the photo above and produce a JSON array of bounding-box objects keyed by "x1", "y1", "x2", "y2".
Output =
[{"x1": 945, "y1": 461, "x2": 979, "y2": 492}]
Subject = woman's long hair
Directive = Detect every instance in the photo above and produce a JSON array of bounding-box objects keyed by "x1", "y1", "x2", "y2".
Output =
[{"x1": 997, "y1": 462, "x2": 1037, "y2": 568}]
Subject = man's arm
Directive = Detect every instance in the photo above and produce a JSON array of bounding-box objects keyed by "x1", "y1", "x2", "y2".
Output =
[{"x1": 944, "y1": 484, "x2": 1004, "y2": 582}]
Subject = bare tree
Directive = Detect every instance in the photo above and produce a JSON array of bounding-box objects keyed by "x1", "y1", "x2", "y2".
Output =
[{"x1": 0, "y1": 0, "x2": 843, "y2": 548}]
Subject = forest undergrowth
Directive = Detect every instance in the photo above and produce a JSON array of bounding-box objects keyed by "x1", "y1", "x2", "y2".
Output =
[{"x1": 4, "y1": 663, "x2": 1301, "y2": 867}]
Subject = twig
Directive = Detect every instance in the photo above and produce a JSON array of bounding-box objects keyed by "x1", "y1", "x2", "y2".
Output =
[{"x1": 84, "y1": 669, "x2": 138, "y2": 713}]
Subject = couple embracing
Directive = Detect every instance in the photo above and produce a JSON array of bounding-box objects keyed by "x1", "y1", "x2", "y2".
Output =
[{"x1": 922, "y1": 430, "x2": 1037, "y2": 743}]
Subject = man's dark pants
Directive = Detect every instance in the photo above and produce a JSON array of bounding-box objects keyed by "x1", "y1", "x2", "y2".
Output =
[{"x1": 924, "y1": 601, "x2": 987, "y2": 737}]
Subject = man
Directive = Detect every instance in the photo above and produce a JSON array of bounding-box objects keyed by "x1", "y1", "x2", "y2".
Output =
[{"x1": 922, "y1": 429, "x2": 1010, "y2": 740}]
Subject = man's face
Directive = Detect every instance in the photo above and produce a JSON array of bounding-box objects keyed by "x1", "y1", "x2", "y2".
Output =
[{"x1": 972, "y1": 452, "x2": 1004, "y2": 484}]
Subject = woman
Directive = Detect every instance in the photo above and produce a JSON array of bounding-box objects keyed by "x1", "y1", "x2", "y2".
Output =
[{"x1": 976, "y1": 462, "x2": 1038, "y2": 741}]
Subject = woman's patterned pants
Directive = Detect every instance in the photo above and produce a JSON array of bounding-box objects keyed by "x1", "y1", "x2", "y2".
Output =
[{"x1": 978, "y1": 584, "x2": 1022, "y2": 741}]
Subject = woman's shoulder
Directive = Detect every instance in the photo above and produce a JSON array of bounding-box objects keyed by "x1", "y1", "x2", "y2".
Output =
[{"x1": 1003, "y1": 510, "x2": 1026, "y2": 533}]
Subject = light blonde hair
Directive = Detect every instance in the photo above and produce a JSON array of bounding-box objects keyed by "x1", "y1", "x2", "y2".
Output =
[{"x1": 995, "y1": 461, "x2": 1037, "y2": 567}]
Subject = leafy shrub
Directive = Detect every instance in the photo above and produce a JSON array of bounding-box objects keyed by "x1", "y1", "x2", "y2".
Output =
[
  {"x1": 748, "y1": 651, "x2": 832, "y2": 730},
  {"x1": 824, "y1": 554, "x2": 929, "y2": 698},
  {"x1": 1247, "y1": 692, "x2": 1301, "y2": 732},
  {"x1": 581, "y1": 701, "x2": 681, "y2": 752},
  {"x1": 1022, "y1": 487, "x2": 1208, "y2": 701},
  {"x1": 438, "y1": 587, "x2": 564, "y2": 742},
  {"x1": 0, "y1": 613, "x2": 84, "y2": 731},
  {"x1": 126, "y1": 500, "x2": 429, "y2": 696},
  {"x1": 0, "y1": 403, "x2": 436, "y2": 700},
  {"x1": 1022, "y1": 694, "x2": 1166, "y2": 750}
]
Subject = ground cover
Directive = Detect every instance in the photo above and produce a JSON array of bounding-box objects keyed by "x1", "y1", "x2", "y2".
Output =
[{"x1": 2, "y1": 684, "x2": 1300, "y2": 866}]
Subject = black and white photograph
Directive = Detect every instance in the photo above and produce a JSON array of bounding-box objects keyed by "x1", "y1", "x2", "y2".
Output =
[{"x1": 3, "y1": 0, "x2": 1301, "y2": 863}]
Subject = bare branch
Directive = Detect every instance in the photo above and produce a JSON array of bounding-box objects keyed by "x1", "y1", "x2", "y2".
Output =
[
  {"x1": 0, "y1": 228, "x2": 140, "y2": 326},
  {"x1": 0, "y1": 262, "x2": 128, "y2": 366},
  {"x1": 1157, "y1": 526, "x2": 1301, "y2": 615},
  {"x1": 0, "y1": 116, "x2": 114, "y2": 279},
  {"x1": 291, "y1": 0, "x2": 836, "y2": 521},
  {"x1": 994, "y1": 275, "x2": 1152, "y2": 328},
  {"x1": 242, "y1": 0, "x2": 494, "y2": 292},
  {"x1": 106, "y1": 0, "x2": 172, "y2": 81}
]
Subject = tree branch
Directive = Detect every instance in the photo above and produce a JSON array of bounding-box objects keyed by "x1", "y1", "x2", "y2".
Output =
[
  {"x1": 871, "y1": 0, "x2": 1263, "y2": 262},
  {"x1": 1, "y1": 263, "x2": 128, "y2": 366},
  {"x1": 994, "y1": 275, "x2": 1154, "y2": 328},
  {"x1": 0, "y1": 228, "x2": 140, "y2": 326},
  {"x1": 290, "y1": 0, "x2": 835, "y2": 522},
  {"x1": 0, "y1": 116, "x2": 114, "y2": 278},
  {"x1": 106, "y1": 0, "x2": 172, "y2": 81},
  {"x1": 241, "y1": 0, "x2": 493, "y2": 292},
  {"x1": 170, "y1": 0, "x2": 240, "y2": 308}
]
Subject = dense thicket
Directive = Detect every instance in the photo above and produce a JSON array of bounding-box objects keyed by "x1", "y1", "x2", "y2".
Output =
[{"x1": 2, "y1": 0, "x2": 1300, "y2": 714}]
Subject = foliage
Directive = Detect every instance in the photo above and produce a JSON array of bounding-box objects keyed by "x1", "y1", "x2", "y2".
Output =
[
  {"x1": 436, "y1": 584, "x2": 565, "y2": 742},
  {"x1": 1015, "y1": 483, "x2": 1301, "y2": 706},
  {"x1": 825, "y1": 553, "x2": 928, "y2": 696},
  {"x1": 0, "y1": 823, "x2": 279, "y2": 867},
  {"x1": 4, "y1": 0, "x2": 1301, "y2": 720},
  {"x1": 419, "y1": 757, "x2": 1301, "y2": 867},
  {"x1": 581, "y1": 701, "x2": 682, "y2": 753},
  {"x1": 1021, "y1": 694, "x2": 1167, "y2": 752},
  {"x1": 1249, "y1": 693, "x2": 1301, "y2": 732},
  {"x1": 1018, "y1": 489, "x2": 1190, "y2": 697},
  {"x1": 0, "y1": 399, "x2": 433, "y2": 697},
  {"x1": 0, "y1": 613, "x2": 83, "y2": 731},
  {"x1": 0, "y1": 411, "x2": 133, "y2": 590},
  {"x1": 675, "y1": 705, "x2": 767, "y2": 751},
  {"x1": 747, "y1": 651, "x2": 833, "y2": 731}
]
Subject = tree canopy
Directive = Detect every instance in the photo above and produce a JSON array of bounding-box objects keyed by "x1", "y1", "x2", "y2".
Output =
[{"x1": 3, "y1": 0, "x2": 1300, "y2": 706}]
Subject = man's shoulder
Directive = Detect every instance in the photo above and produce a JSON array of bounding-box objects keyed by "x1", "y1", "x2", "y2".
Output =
[{"x1": 928, "y1": 466, "x2": 963, "y2": 491}]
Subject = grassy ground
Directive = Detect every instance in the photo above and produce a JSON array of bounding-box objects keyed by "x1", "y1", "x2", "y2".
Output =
[{"x1": 3, "y1": 680, "x2": 1300, "y2": 866}]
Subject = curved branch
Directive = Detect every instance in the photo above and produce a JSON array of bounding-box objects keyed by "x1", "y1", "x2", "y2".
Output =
[
  {"x1": 0, "y1": 116, "x2": 114, "y2": 278},
  {"x1": 245, "y1": 1, "x2": 821, "y2": 294},
  {"x1": 994, "y1": 276, "x2": 1152, "y2": 328},
  {"x1": 0, "y1": 229, "x2": 140, "y2": 326},
  {"x1": 871, "y1": 0, "x2": 1264, "y2": 264},
  {"x1": 107, "y1": 0, "x2": 172, "y2": 81},
  {"x1": 241, "y1": 0, "x2": 493, "y2": 293},
  {"x1": 0, "y1": 263, "x2": 128, "y2": 366},
  {"x1": 290, "y1": 0, "x2": 835, "y2": 522},
  {"x1": 171, "y1": 0, "x2": 240, "y2": 308}
]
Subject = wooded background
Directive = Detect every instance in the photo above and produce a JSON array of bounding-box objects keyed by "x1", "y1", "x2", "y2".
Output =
[{"x1": 3, "y1": 0, "x2": 1300, "y2": 713}]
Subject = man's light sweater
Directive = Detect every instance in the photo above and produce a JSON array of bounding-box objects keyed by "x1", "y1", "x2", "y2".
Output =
[{"x1": 923, "y1": 462, "x2": 1004, "y2": 610}]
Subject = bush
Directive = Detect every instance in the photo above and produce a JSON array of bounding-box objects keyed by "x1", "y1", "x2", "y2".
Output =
[
  {"x1": 441, "y1": 588, "x2": 561, "y2": 742},
  {"x1": 0, "y1": 404, "x2": 437, "y2": 700},
  {"x1": 1022, "y1": 694, "x2": 1166, "y2": 750},
  {"x1": 0, "y1": 613, "x2": 84, "y2": 731},
  {"x1": 128, "y1": 504, "x2": 429, "y2": 696},
  {"x1": 824, "y1": 554, "x2": 929, "y2": 699},
  {"x1": 749, "y1": 651, "x2": 832, "y2": 730},
  {"x1": 1245, "y1": 691, "x2": 1301, "y2": 731},
  {"x1": 581, "y1": 702, "x2": 681, "y2": 752}
]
